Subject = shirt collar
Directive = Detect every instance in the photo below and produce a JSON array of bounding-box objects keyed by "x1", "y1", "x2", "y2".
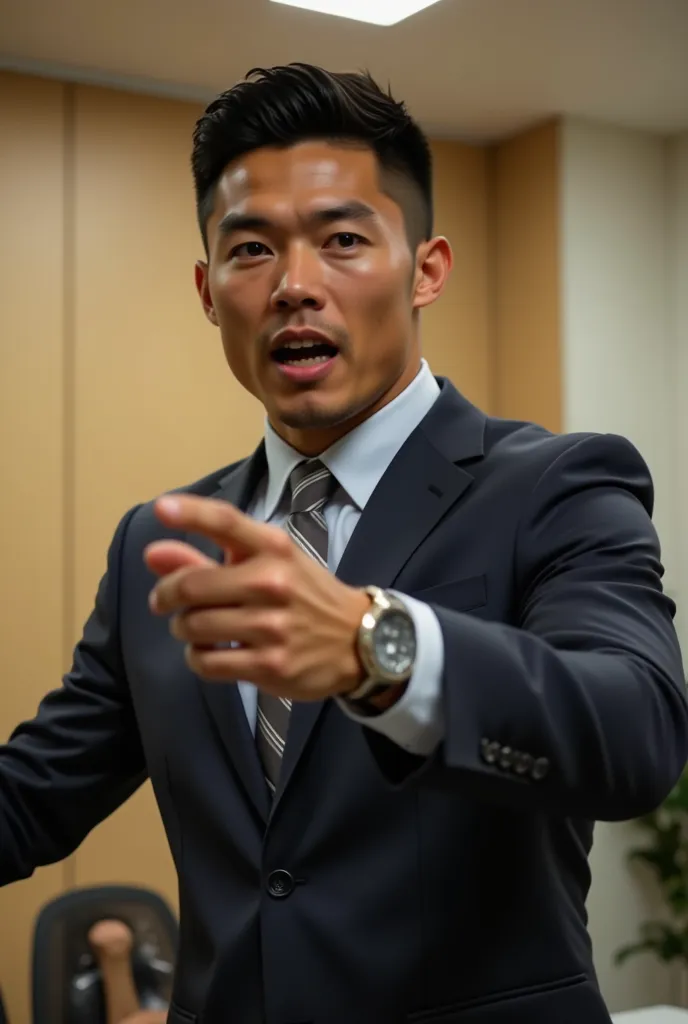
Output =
[{"x1": 262, "y1": 359, "x2": 440, "y2": 519}]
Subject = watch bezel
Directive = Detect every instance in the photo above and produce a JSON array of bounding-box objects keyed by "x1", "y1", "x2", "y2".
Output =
[{"x1": 348, "y1": 587, "x2": 416, "y2": 702}]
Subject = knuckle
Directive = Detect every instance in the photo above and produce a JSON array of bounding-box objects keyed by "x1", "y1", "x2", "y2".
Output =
[
  {"x1": 262, "y1": 648, "x2": 288, "y2": 679},
  {"x1": 177, "y1": 573, "x2": 197, "y2": 603},
  {"x1": 259, "y1": 567, "x2": 291, "y2": 601},
  {"x1": 187, "y1": 609, "x2": 210, "y2": 639},
  {"x1": 262, "y1": 610, "x2": 289, "y2": 642},
  {"x1": 189, "y1": 647, "x2": 221, "y2": 680},
  {"x1": 271, "y1": 529, "x2": 292, "y2": 556}
]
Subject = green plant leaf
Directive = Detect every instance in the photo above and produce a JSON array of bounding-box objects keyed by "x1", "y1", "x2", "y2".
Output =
[
  {"x1": 615, "y1": 761, "x2": 688, "y2": 970},
  {"x1": 615, "y1": 940, "x2": 660, "y2": 966}
]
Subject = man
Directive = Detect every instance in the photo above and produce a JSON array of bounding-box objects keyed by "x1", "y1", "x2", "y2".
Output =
[{"x1": 1, "y1": 63, "x2": 686, "y2": 1024}]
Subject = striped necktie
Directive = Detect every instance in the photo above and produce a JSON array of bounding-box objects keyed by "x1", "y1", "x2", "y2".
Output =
[{"x1": 256, "y1": 459, "x2": 334, "y2": 794}]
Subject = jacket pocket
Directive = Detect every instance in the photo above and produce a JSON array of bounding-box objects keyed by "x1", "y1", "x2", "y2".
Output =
[
  {"x1": 167, "y1": 1001, "x2": 197, "y2": 1024},
  {"x1": 410, "y1": 573, "x2": 487, "y2": 612},
  {"x1": 407, "y1": 972, "x2": 595, "y2": 1022}
]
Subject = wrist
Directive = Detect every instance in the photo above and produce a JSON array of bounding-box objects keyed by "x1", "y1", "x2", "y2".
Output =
[
  {"x1": 339, "y1": 588, "x2": 373, "y2": 695},
  {"x1": 342, "y1": 586, "x2": 417, "y2": 710},
  {"x1": 357, "y1": 680, "x2": 409, "y2": 714}
]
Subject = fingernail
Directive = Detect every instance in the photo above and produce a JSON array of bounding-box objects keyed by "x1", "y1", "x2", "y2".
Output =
[
  {"x1": 149, "y1": 590, "x2": 159, "y2": 613},
  {"x1": 158, "y1": 496, "x2": 181, "y2": 519}
]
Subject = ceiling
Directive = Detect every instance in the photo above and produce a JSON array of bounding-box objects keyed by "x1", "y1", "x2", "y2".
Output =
[{"x1": 1, "y1": 0, "x2": 687, "y2": 140}]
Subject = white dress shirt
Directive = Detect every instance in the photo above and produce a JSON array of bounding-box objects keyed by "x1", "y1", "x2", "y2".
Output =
[{"x1": 237, "y1": 359, "x2": 445, "y2": 756}]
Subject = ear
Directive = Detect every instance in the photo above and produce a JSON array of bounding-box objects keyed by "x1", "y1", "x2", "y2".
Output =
[
  {"x1": 412, "y1": 236, "x2": 453, "y2": 311},
  {"x1": 195, "y1": 260, "x2": 219, "y2": 326}
]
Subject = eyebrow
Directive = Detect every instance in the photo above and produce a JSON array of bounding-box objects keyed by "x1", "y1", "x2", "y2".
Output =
[{"x1": 216, "y1": 200, "x2": 378, "y2": 237}]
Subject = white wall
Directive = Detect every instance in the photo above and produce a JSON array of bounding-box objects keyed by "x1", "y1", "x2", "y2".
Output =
[
  {"x1": 561, "y1": 118, "x2": 683, "y2": 1014},
  {"x1": 672, "y1": 134, "x2": 688, "y2": 653}
]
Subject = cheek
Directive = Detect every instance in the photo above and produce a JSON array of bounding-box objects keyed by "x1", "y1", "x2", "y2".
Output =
[
  {"x1": 341, "y1": 272, "x2": 413, "y2": 348},
  {"x1": 211, "y1": 272, "x2": 257, "y2": 329},
  {"x1": 209, "y1": 282, "x2": 261, "y2": 387},
  {"x1": 212, "y1": 274, "x2": 260, "y2": 337}
]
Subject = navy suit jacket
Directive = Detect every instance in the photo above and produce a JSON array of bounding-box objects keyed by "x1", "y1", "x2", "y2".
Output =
[{"x1": 1, "y1": 378, "x2": 686, "y2": 1024}]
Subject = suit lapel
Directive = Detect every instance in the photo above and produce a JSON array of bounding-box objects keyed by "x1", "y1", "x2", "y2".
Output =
[
  {"x1": 272, "y1": 380, "x2": 487, "y2": 811},
  {"x1": 338, "y1": 380, "x2": 485, "y2": 587},
  {"x1": 190, "y1": 444, "x2": 272, "y2": 824},
  {"x1": 336, "y1": 432, "x2": 472, "y2": 588},
  {"x1": 272, "y1": 701, "x2": 331, "y2": 810}
]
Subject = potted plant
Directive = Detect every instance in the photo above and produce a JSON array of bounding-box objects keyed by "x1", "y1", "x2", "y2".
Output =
[{"x1": 615, "y1": 765, "x2": 688, "y2": 1004}]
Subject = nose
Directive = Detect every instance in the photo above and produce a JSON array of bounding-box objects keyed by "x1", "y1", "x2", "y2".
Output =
[{"x1": 270, "y1": 242, "x2": 325, "y2": 312}]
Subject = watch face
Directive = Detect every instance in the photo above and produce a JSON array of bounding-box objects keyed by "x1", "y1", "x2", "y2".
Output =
[{"x1": 373, "y1": 610, "x2": 416, "y2": 677}]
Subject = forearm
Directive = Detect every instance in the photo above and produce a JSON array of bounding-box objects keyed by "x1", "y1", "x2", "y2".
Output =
[
  {"x1": 0, "y1": 731, "x2": 146, "y2": 886},
  {"x1": 0, "y1": 504, "x2": 147, "y2": 886},
  {"x1": 0, "y1": 664, "x2": 147, "y2": 886}
]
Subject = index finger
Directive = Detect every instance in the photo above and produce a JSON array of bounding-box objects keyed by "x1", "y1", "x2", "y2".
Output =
[{"x1": 154, "y1": 494, "x2": 285, "y2": 558}]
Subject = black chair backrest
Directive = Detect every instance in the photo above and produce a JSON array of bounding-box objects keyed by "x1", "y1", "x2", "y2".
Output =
[{"x1": 32, "y1": 885, "x2": 178, "y2": 1024}]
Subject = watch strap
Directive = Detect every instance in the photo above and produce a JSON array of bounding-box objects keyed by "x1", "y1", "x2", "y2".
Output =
[{"x1": 343, "y1": 682, "x2": 399, "y2": 716}]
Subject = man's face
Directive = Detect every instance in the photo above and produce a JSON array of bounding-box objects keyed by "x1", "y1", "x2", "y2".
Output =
[{"x1": 196, "y1": 141, "x2": 451, "y2": 454}]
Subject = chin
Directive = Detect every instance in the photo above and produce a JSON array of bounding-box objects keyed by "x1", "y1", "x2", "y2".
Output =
[
  {"x1": 277, "y1": 394, "x2": 359, "y2": 432},
  {"x1": 279, "y1": 408, "x2": 346, "y2": 431}
]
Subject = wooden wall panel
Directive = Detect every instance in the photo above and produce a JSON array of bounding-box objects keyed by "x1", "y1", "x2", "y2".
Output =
[
  {"x1": 491, "y1": 121, "x2": 562, "y2": 432},
  {"x1": 70, "y1": 85, "x2": 266, "y2": 909},
  {"x1": 0, "y1": 73, "x2": 567, "y2": 1022},
  {"x1": 0, "y1": 72, "x2": 68, "y2": 1024},
  {"x1": 427, "y1": 141, "x2": 492, "y2": 410}
]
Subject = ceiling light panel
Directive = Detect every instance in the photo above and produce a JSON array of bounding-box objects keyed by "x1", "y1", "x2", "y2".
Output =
[{"x1": 270, "y1": 0, "x2": 446, "y2": 28}]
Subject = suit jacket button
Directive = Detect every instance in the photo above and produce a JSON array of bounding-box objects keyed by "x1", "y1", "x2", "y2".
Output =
[
  {"x1": 531, "y1": 757, "x2": 550, "y2": 781},
  {"x1": 480, "y1": 739, "x2": 501, "y2": 765},
  {"x1": 498, "y1": 746, "x2": 514, "y2": 770},
  {"x1": 513, "y1": 751, "x2": 533, "y2": 775},
  {"x1": 267, "y1": 870, "x2": 295, "y2": 899}
]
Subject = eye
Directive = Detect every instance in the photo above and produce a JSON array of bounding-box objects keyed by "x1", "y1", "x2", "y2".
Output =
[
  {"x1": 230, "y1": 241, "x2": 271, "y2": 260},
  {"x1": 325, "y1": 232, "x2": 367, "y2": 251}
]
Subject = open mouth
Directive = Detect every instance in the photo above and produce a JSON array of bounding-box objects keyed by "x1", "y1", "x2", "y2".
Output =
[{"x1": 271, "y1": 341, "x2": 339, "y2": 367}]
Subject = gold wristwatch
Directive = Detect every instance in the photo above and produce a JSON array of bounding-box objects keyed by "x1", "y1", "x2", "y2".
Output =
[{"x1": 347, "y1": 586, "x2": 417, "y2": 706}]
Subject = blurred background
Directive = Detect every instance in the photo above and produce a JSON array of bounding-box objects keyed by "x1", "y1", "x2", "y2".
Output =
[{"x1": 1, "y1": 0, "x2": 688, "y2": 1020}]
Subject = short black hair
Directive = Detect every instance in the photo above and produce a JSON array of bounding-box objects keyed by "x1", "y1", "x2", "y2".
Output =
[{"x1": 191, "y1": 63, "x2": 433, "y2": 256}]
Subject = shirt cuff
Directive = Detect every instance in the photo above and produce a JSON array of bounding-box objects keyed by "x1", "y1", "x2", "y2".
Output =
[{"x1": 336, "y1": 593, "x2": 445, "y2": 756}]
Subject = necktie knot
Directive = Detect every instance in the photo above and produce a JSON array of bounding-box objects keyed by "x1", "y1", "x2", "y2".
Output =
[{"x1": 288, "y1": 459, "x2": 334, "y2": 515}]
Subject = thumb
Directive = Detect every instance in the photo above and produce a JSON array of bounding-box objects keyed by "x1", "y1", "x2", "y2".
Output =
[{"x1": 143, "y1": 539, "x2": 217, "y2": 578}]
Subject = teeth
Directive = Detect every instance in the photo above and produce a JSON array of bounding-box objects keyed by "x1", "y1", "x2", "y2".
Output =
[
  {"x1": 284, "y1": 340, "x2": 317, "y2": 349},
  {"x1": 286, "y1": 355, "x2": 331, "y2": 366}
]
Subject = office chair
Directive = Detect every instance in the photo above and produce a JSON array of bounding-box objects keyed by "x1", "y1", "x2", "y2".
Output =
[{"x1": 32, "y1": 885, "x2": 177, "y2": 1024}]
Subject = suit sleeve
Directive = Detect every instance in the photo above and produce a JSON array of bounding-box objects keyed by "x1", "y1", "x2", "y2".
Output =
[
  {"x1": 364, "y1": 433, "x2": 688, "y2": 822},
  {"x1": 0, "y1": 506, "x2": 147, "y2": 885}
]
